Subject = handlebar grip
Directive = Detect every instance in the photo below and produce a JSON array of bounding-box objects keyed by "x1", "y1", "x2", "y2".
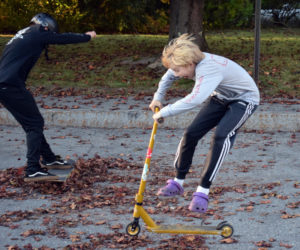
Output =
[
  {"x1": 157, "y1": 117, "x2": 164, "y2": 124},
  {"x1": 154, "y1": 106, "x2": 164, "y2": 124}
]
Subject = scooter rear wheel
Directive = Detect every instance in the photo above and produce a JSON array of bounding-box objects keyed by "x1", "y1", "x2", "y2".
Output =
[
  {"x1": 126, "y1": 222, "x2": 141, "y2": 236},
  {"x1": 220, "y1": 223, "x2": 234, "y2": 238}
]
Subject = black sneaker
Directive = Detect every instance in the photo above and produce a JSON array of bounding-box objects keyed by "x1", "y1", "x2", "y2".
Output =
[
  {"x1": 24, "y1": 167, "x2": 58, "y2": 182},
  {"x1": 40, "y1": 155, "x2": 72, "y2": 169}
]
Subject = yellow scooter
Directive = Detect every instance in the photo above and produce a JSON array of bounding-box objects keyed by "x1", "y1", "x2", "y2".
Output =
[{"x1": 126, "y1": 108, "x2": 233, "y2": 238}]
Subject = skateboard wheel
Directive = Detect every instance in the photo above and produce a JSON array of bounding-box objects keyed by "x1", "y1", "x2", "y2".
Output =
[{"x1": 126, "y1": 222, "x2": 141, "y2": 236}]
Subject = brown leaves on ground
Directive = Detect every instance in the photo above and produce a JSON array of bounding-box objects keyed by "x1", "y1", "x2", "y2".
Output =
[
  {"x1": 27, "y1": 84, "x2": 300, "y2": 105},
  {"x1": 21, "y1": 229, "x2": 46, "y2": 237},
  {"x1": 0, "y1": 156, "x2": 139, "y2": 231},
  {"x1": 30, "y1": 86, "x2": 151, "y2": 100},
  {"x1": 148, "y1": 235, "x2": 208, "y2": 249},
  {"x1": 0, "y1": 154, "x2": 298, "y2": 249},
  {"x1": 70, "y1": 233, "x2": 153, "y2": 249},
  {"x1": 254, "y1": 240, "x2": 293, "y2": 249},
  {"x1": 0, "y1": 155, "x2": 208, "y2": 249},
  {"x1": 0, "y1": 155, "x2": 137, "y2": 198}
]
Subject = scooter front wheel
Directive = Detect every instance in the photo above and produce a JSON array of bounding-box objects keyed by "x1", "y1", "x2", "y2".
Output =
[{"x1": 126, "y1": 222, "x2": 141, "y2": 236}]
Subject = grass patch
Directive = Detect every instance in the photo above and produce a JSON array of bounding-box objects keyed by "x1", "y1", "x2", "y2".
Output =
[
  {"x1": 206, "y1": 29, "x2": 300, "y2": 98},
  {"x1": 0, "y1": 30, "x2": 299, "y2": 98}
]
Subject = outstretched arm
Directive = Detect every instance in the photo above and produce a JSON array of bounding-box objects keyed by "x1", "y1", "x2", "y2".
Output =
[
  {"x1": 85, "y1": 31, "x2": 96, "y2": 39},
  {"x1": 41, "y1": 30, "x2": 97, "y2": 45}
]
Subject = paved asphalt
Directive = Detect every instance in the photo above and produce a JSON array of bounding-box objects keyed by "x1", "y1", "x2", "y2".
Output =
[{"x1": 0, "y1": 95, "x2": 299, "y2": 249}]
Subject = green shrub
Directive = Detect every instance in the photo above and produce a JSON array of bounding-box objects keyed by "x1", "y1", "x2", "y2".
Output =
[{"x1": 204, "y1": 0, "x2": 253, "y2": 29}]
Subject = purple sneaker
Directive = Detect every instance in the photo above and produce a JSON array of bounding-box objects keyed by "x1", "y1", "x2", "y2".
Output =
[
  {"x1": 188, "y1": 192, "x2": 209, "y2": 213},
  {"x1": 157, "y1": 179, "x2": 184, "y2": 196}
]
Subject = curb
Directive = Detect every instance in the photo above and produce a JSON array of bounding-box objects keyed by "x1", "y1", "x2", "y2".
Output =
[{"x1": 0, "y1": 109, "x2": 299, "y2": 132}]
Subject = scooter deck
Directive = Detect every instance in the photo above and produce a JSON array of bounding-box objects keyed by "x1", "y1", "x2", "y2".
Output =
[{"x1": 147, "y1": 224, "x2": 221, "y2": 235}]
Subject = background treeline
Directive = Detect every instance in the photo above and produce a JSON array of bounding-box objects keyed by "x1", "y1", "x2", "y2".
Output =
[{"x1": 0, "y1": 0, "x2": 299, "y2": 34}]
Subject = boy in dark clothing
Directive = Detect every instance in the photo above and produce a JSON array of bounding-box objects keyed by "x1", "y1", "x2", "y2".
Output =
[{"x1": 0, "y1": 13, "x2": 96, "y2": 182}]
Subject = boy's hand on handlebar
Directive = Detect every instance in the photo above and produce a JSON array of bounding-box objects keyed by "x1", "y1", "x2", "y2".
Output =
[
  {"x1": 149, "y1": 100, "x2": 162, "y2": 112},
  {"x1": 153, "y1": 111, "x2": 163, "y2": 123},
  {"x1": 86, "y1": 31, "x2": 96, "y2": 39}
]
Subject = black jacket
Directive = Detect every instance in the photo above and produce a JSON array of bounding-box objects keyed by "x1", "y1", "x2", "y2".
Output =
[{"x1": 0, "y1": 24, "x2": 91, "y2": 87}]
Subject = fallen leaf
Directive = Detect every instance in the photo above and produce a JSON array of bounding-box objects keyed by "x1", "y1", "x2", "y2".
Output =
[
  {"x1": 111, "y1": 224, "x2": 123, "y2": 229},
  {"x1": 95, "y1": 220, "x2": 107, "y2": 225},
  {"x1": 279, "y1": 242, "x2": 293, "y2": 248},
  {"x1": 220, "y1": 238, "x2": 238, "y2": 244},
  {"x1": 255, "y1": 240, "x2": 272, "y2": 247}
]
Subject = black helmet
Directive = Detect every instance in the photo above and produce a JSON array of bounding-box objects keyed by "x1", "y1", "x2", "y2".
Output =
[{"x1": 30, "y1": 13, "x2": 58, "y2": 32}]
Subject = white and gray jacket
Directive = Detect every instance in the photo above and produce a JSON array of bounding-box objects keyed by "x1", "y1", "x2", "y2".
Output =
[{"x1": 154, "y1": 52, "x2": 260, "y2": 118}]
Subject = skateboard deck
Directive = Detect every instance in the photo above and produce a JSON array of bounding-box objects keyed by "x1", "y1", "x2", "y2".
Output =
[
  {"x1": 23, "y1": 159, "x2": 75, "y2": 182},
  {"x1": 46, "y1": 159, "x2": 75, "y2": 182},
  {"x1": 47, "y1": 167, "x2": 74, "y2": 182}
]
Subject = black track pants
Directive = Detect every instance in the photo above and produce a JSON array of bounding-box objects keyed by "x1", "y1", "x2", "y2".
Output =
[
  {"x1": 174, "y1": 96, "x2": 257, "y2": 188},
  {"x1": 0, "y1": 85, "x2": 56, "y2": 171}
]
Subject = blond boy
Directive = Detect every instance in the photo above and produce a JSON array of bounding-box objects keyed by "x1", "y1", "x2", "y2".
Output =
[{"x1": 150, "y1": 34, "x2": 259, "y2": 213}]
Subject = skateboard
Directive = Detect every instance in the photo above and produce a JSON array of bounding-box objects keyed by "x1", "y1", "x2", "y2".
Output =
[
  {"x1": 45, "y1": 159, "x2": 75, "y2": 182},
  {"x1": 24, "y1": 159, "x2": 75, "y2": 182}
]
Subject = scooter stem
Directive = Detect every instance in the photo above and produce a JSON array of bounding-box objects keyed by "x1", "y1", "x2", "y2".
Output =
[{"x1": 136, "y1": 112, "x2": 158, "y2": 203}]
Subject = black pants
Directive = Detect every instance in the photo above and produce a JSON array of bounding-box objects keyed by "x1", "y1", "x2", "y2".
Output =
[
  {"x1": 0, "y1": 85, "x2": 56, "y2": 171},
  {"x1": 174, "y1": 96, "x2": 258, "y2": 188}
]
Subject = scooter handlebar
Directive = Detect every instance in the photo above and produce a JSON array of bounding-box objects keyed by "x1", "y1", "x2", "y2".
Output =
[{"x1": 154, "y1": 106, "x2": 164, "y2": 124}]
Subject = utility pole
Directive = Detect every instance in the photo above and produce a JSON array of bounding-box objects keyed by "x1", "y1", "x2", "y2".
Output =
[{"x1": 254, "y1": 0, "x2": 261, "y2": 85}]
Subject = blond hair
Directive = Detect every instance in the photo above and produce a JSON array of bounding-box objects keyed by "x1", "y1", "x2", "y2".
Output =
[{"x1": 161, "y1": 34, "x2": 204, "y2": 68}]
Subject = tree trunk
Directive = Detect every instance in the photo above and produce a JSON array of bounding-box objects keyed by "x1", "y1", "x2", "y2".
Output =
[{"x1": 169, "y1": 0, "x2": 208, "y2": 51}]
